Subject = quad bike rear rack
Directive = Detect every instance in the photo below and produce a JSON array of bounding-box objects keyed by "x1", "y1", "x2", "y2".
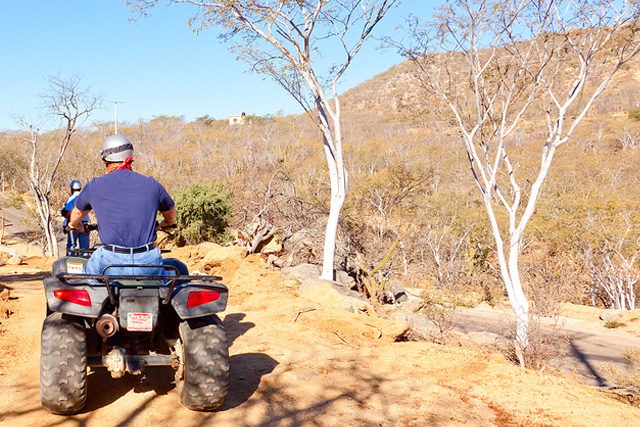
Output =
[{"x1": 56, "y1": 264, "x2": 223, "y2": 306}]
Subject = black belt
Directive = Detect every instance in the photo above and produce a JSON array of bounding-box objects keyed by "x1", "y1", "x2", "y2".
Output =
[{"x1": 102, "y1": 243, "x2": 156, "y2": 254}]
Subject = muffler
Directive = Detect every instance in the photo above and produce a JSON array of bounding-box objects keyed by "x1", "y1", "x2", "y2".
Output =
[{"x1": 96, "y1": 314, "x2": 119, "y2": 339}]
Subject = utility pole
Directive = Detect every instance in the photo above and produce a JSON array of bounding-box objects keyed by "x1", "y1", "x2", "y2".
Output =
[{"x1": 111, "y1": 100, "x2": 124, "y2": 134}]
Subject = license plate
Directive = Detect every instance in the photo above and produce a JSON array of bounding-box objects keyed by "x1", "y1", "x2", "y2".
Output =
[{"x1": 126, "y1": 313, "x2": 153, "y2": 331}]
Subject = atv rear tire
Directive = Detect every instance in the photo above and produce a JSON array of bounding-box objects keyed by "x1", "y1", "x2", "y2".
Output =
[
  {"x1": 177, "y1": 315, "x2": 229, "y2": 411},
  {"x1": 40, "y1": 313, "x2": 87, "y2": 414}
]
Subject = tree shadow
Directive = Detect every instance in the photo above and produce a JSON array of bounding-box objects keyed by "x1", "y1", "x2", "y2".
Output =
[
  {"x1": 0, "y1": 271, "x2": 50, "y2": 282},
  {"x1": 223, "y1": 312, "x2": 255, "y2": 347},
  {"x1": 220, "y1": 353, "x2": 279, "y2": 410}
]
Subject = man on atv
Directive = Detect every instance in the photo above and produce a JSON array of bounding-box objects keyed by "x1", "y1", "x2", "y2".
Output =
[
  {"x1": 61, "y1": 180, "x2": 90, "y2": 256},
  {"x1": 68, "y1": 134, "x2": 176, "y2": 275}
]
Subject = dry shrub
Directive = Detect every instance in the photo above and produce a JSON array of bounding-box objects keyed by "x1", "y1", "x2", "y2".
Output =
[
  {"x1": 503, "y1": 317, "x2": 568, "y2": 370},
  {"x1": 521, "y1": 251, "x2": 585, "y2": 317},
  {"x1": 601, "y1": 349, "x2": 640, "y2": 406},
  {"x1": 421, "y1": 287, "x2": 459, "y2": 344}
]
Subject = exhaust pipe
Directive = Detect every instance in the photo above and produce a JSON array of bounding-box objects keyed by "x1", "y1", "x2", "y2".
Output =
[{"x1": 96, "y1": 314, "x2": 119, "y2": 339}]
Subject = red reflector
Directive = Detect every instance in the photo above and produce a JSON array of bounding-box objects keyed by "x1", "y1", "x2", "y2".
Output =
[
  {"x1": 187, "y1": 291, "x2": 220, "y2": 308},
  {"x1": 54, "y1": 289, "x2": 91, "y2": 306}
]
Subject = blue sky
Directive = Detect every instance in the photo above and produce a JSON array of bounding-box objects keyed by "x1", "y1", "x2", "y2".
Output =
[{"x1": 0, "y1": 1, "x2": 437, "y2": 130}]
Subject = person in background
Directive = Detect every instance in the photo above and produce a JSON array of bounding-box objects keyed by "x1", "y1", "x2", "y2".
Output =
[
  {"x1": 68, "y1": 134, "x2": 176, "y2": 275},
  {"x1": 61, "y1": 180, "x2": 89, "y2": 256}
]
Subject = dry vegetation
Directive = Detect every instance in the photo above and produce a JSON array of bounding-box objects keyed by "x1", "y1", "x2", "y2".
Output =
[{"x1": 1, "y1": 57, "x2": 640, "y2": 327}]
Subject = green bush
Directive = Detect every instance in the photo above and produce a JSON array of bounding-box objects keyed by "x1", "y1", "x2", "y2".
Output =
[{"x1": 173, "y1": 181, "x2": 233, "y2": 244}]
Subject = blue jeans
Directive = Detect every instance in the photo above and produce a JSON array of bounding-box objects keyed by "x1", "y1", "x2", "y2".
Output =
[
  {"x1": 84, "y1": 246, "x2": 165, "y2": 276},
  {"x1": 66, "y1": 230, "x2": 90, "y2": 256}
]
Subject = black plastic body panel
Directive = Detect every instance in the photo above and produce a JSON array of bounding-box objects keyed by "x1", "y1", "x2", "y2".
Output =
[
  {"x1": 44, "y1": 278, "x2": 108, "y2": 318},
  {"x1": 170, "y1": 283, "x2": 228, "y2": 319}
]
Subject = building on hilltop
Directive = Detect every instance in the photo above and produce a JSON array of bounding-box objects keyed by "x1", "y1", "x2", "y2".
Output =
[{"x1": 228, "y1": 112, "x2": 246, "y2": 125}]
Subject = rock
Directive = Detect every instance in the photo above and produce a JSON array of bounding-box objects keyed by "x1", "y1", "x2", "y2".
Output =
[
  {"x1": 342, "y1": 295, "x2": 375, "y2": 315},
  {"x1": 200, "y1": 245, "x2": 247, "y2": 269},
  {"x1": 0, "y1": 288, "x2": 9, "y2": 301},
  {"x1": 600, "y1": 309, "x2": 623, "y2": 322},
  {"x1": 399, "y1": 295, "x2": 424, "y2": 313},
  {"x1": 260, "y1": 232, "x2": 283, "y2": 255},
  {"x1": 0, "y1": 259, "x2": 5, "y2": 267},
  {"x1": 387, "y1": 279, "x2": 408, "y2": 302},
  {"x1": 267, "y1": 254, "x2": 284, "y2": 268},
  {"x1": 335, "y1": 270, "x2": 356, "y2": 288},
  {"x1": 389, "y1": 309, "x2": 440, "y2": 342},
  {"x1": 7, "y1": 255, "x2": 23, "y2": 266},
  {"x1": 299, "y1": 280, "x2": 345, "y2": 307},
  {"x1": 467, "y1": 331, "x2": 507, "y2": 347},
  {"x1": 282, "y1": 263, "x2": 322, "y2": 280},
  {"x1": 300, "y1": 278, "x2": 329, "y2": 291},
  {"x1": 282, "y1": 229, "x2": 320, "y2": 266},
  {"x1": 299, "y1": 280, "x2": 375, "y2": 315}
]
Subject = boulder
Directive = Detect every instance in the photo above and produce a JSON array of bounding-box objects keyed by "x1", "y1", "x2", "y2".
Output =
[
  {"x1": 335, "y1": 270, "x2": 356, "y2": 288},
  {"x1": 299, "y1": 279, "x2": 375, "y2": 314},
  {"x1": 7, "y1": 255, "x2": 23, "y2": 266},
  {"x1": 299, "y1": 280, "x2": 345, "y2": 307},
  {"x1": 389, "y1": 309, "x2": 440, "y2": 342},
  {"x1": 267, "y1": 254, "x2": 284, "y2": 268},
  {"x1": 260, "y1": 232, "x2": 283, "y2": 255},
  {"x1": 300, "y1": 278, "x2": 329, "y2": 291},
  {"x1": 600, "y1": 309, "x2": 623, "y2": 322},
  {"x1": 200, "y1": 245, "x2": 247, "y2": 268},
  {"x1": 282, "y1": 263, "x2": 322, "y2": 281},
  {"x1": 467, "y1": 331, "x2": 507, "y2": 347}
]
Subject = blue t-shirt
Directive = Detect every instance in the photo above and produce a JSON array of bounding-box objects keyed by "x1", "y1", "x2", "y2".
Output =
[
  {"x1": 75, "y1": 170, "x2": 174, "y2": 247},
  {"x1": 61, "y1": 192, "x2": 88, "y2": 227}
]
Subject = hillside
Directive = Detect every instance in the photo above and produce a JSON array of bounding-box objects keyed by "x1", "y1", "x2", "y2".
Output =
[{"x1": 339, "y1": 56, "x2": 640, "y2": 120}]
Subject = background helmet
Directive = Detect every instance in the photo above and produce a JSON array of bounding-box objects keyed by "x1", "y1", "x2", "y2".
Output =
[
  {"x1": 70, "y1": 180, "x2": 82, "y2": 192},
  {"x1": 101, "y1": 134, "x2": 133, "y2": 163}
]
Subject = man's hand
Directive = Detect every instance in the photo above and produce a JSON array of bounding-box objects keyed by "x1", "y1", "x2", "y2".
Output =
[
  {"x1": 69, "y1": 207, "x2": 90, "y2": 231},
  {"x1": 158, "y1": 207, "x2": 177, "y2": 230}
]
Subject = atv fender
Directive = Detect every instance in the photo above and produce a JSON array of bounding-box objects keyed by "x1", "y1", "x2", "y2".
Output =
[
  {"x1": 170, "y1": 283, "x2": 229, "y2": 319},
  {"x1": 44, "y1": 278, "x2": 108, "y2": 318}
]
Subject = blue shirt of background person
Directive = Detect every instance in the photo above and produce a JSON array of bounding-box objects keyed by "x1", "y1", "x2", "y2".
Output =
[{"x1": 61, "y1": 180, "x2": 89, "y2": 255}]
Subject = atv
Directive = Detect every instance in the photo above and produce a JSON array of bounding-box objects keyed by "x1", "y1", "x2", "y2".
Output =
[{"x1": 40, "y1": 247, "x2": 229, "y2": 414}]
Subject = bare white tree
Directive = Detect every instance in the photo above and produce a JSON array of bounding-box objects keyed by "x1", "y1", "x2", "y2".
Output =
[
  {"x1": 400, "y1": 0, "x2": 640, "y2": 363},
  {"x1": 129, "y1": 0, "x2": 398, "y2": 280},
  {"x1": 19, "y1": 76, "x2": 100, "y2": 257},
  {"x1": 586, "y1": 223, "x2": 640, "y2": 310}
]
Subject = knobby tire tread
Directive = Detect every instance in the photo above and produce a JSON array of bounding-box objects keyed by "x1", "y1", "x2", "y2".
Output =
[
  {"x1": 178, "y1": 316, "x2": 229, "y2": 411},
  {"x1": 40, "y1": 313, "x2": 87, "y2": 414}
]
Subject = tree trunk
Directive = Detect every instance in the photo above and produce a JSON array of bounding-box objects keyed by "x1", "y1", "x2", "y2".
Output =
[{"x1": 320, "y1": 139, "x2": 346, "y2": 280}]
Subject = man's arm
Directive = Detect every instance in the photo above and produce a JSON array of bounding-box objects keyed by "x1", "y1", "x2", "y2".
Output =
[
  {"x1": 158, "y1": 207, "x2": 176, "y2": 228},
  {"x1": 69, "y1": 207, "x2": 90, "y2": 230}
]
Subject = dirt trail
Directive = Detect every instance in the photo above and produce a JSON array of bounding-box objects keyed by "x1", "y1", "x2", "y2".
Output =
[{"x1": 1, "y1": 250, "x2": 639, "y2": 426}]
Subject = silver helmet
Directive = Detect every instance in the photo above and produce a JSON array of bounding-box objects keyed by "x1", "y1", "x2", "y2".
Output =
[
  {"x1": 101, "y1": 134, "x2": 133, "y2": 163},
  {"x1": 70, "y1": 180, "x2": 82, "y2": 192}
]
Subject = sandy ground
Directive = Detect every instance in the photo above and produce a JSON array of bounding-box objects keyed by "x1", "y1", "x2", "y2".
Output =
[{"x1": 0, "y1": 246, "x2": 639, "y2": 426}]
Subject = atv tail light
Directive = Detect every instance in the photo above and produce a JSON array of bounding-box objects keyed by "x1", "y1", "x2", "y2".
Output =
[
  {"x1": 187, "y1": 291, "x2": 220, "y2": 308},
  {"x1": 54, "y1": 289, "x2": 91, "y2": 306}
]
